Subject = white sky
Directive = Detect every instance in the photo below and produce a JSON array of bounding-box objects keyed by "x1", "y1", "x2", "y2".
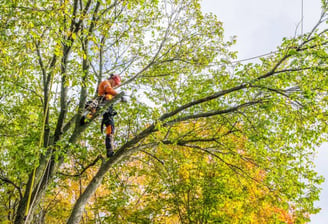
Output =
[
  {"x1": 202, "y1": 0, "x2": 323, "y2": 59},
  {"x1": 201, "y1": 0, "x2": 328, "y2": 223}
]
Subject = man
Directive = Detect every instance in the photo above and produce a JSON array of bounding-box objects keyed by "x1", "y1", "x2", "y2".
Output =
[
  {"x1": 101, "y1": 105, "x2": 117, "y2": 157},
  {"x1": 98, "y1": 74, "x2": 121, "y2": 157},
  {"x1": 98, "y1": 74, "x2": 121, "y2": 100},
  {"x1": 81, "y1": 74, "x2": 121, "y2": 121}
]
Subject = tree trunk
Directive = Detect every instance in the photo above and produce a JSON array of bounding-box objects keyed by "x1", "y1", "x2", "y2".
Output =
[
  {"x1": 67, "y1": 161, "x2": 111, "y2": 224},
  {"x1": 67, "y1": 123, "x2": 156, "y2": 223},
  {"x1": 14, "y1": 156, "x2": 57, "y2": 224}
]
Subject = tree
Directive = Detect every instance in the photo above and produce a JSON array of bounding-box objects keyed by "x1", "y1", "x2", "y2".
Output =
[
  {"x1": 0, "y1": 0, "x2": 328, "y2": 223},
  {"x1": 36, "y1": 122, "x2": 300, "y2": 223}
]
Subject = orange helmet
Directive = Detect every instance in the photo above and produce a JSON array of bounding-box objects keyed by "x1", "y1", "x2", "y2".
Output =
[{"x1": 109, "y1": 74, "x2": 121, "y2": 85}]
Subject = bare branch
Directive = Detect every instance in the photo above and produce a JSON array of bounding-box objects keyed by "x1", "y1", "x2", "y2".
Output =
[
  {"x1": 249, "y1": 84, "x2": 304, "y2": 107},
  {"x1": 58, "y1": 155, "x2": 103, "y2": 177},
  {"x1": 178, "y1": 142, "x2": 268, "y2": 188},
  {"x1": 121, "y1": 7, "x2": 174, "y2": 87},
  {"x1": 140, "y1": 150, "x2": 164, "y2": 165}
]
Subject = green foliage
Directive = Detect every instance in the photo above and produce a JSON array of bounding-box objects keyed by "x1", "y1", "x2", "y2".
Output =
[{"x1": 0, "y1": 0, "x2": 328, "y2": 223}]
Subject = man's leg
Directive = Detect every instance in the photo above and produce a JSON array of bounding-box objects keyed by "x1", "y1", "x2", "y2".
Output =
[
  {"x1": 105, "y1": 134, "x2": 114, "y2": 157},
  {"x1": 105, "y1": 125, "x2": 114, "y2": 157}
]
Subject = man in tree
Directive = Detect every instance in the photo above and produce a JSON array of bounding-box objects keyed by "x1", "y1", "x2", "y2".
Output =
[
  {"x1": 98, "y1": 74, "x2": 121, "y2": 157},
  {"x1": 81, "y1": 74, "x2": 122, "y2": 123},
  {"x1": 101, "y1": 105, "x2": 117, "y2": 157},
  {"x1": 81, "y1": 74, "x2": 122, "y2": 154},
  {"x1": 98, "y1": 74, "x2": 121, "y2": 100}
]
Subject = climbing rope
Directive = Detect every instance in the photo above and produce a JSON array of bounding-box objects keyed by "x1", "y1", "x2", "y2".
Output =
[{"x1": 24, "y1": 71, "x2": 55, "y2": 222}]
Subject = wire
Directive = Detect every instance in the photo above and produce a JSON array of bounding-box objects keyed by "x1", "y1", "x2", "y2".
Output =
[
  {"x1": 232, "y1": 51, "x2": 278, "y2": 64},
  {"x1": 232, "y1": 0, "x2": 305, "y2": 64}
]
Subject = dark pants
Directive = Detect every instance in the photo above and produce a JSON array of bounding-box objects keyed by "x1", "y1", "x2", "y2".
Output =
[{"x1": 102, "y1": 106, "x2": 117, "y2": 157}]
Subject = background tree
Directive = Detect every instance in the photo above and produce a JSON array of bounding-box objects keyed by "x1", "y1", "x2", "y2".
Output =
[{"x1": 0, "y1": 0, "x2": 328, "y2": 223}]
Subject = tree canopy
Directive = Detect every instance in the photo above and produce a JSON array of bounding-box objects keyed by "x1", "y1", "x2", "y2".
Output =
[{"x1": 0, "y1": 0, "x2": 328, "y2": 223}]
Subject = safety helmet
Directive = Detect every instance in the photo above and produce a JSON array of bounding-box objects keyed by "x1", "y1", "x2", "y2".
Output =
[{"x1": 109, "y1": 74, "x2": 121, "y2": 86}]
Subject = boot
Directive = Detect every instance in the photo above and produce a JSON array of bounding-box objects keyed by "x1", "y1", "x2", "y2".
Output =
[
  {"x1": 105, "y1": 135, "x2": 114, "y2": 157},
  {"x1": 80, "y1": 115, "x2": 86, "y2": 125}
]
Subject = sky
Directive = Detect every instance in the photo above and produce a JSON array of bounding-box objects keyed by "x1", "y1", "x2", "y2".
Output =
[{"x1": 201, "y1": 0, "x2": 328, "y2": 223}]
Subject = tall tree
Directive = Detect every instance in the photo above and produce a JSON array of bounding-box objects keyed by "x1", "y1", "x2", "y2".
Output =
[{"x1": 0, "y1": 0, "x2": 327, "y2": 223}]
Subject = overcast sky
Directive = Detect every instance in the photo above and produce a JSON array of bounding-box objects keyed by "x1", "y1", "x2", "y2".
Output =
[{"x1": 201, "y1": 0, "x2": 328, "y2": 223}]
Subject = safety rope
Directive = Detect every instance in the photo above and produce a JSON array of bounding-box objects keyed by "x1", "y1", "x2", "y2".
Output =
[{"x1": 24, "y1": 71, "x2": 55, "y2": 222}]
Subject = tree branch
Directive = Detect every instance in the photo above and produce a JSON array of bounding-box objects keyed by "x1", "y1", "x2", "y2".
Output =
[
  {"x1": 159, "y1": 83, "x2": 248, "y2": 121},
  {"x1": 58, "y1": 155, "x2": 103, "y2": 177},
  {"x1": 121, "y1": 7, "x2": 173, "y2": 87},
  {"x1": 165, "y1": 100, "x2": 263, "y2": 125},
  {"x1": 140, "y1": 150, "x2": 164, "y2": 165},
  {"x1": 174, "y1": 142, "x2": 267, "y2": 188},
  {"x1": 54, "y1": 0, "x2": 92, "y2": 142},
  {"x1": 0, "y1": 176, "x2": 22, "y2": 199}
]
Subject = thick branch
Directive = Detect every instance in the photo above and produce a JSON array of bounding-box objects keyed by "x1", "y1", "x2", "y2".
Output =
[
  {"x1": 53, "y1": 51, "x2": 70, "y2": 142},
  {"x1": 35, "y1": 41, "x2": 53, "y2": 147},
  {"x1": 159, "y1": 83, "x2": 248, "y2": 121},
  {"x1": 75, "y1": 1, "x2": 101, "y2": 127},
  {"x1": 164, "y1": 100, "x2": 263, "y2": 126},
  {"x1": 67, "y1": 121, "x2": 156, "y2": 224},
  {"x1": 54, "y1": 0, "x2": 92, "y2": 142}
]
